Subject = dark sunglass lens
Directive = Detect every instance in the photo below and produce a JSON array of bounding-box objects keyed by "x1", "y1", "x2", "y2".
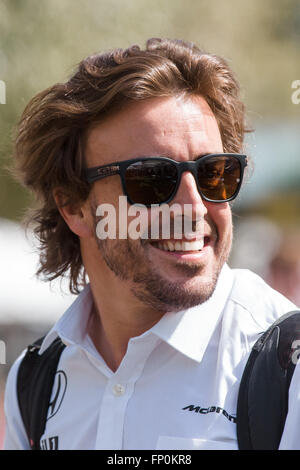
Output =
[
  {"x1": 124, "y1": 160, "x2": 177, "y2": 205},
  {"x1": 197, "y1": 156, "x2": 241, "y2": 201}
]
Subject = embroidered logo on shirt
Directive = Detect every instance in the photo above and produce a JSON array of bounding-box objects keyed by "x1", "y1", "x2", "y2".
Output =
[
  {"x1": 182, "y1": 404, "x2": 236, "y2": 423},
  {"x1": 40, "y1": 435, "x2": 59, "y2": 450},
  {"x1": 47, "y1": 370, "x2": 67, "y2": 420}
]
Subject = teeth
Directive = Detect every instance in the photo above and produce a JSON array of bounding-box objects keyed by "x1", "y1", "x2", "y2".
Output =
[
  {"x1": 167, "y1": 241, "x2": 174, "y2": 251},
  {"x1": 157, "y1": 239, "x2": 204, "y2": 252}
]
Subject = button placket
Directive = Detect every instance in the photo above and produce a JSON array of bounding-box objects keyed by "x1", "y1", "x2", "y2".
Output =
[
  {"x1": 95, "y1": 334, "x2": 160, "y2": 450},
  {"x1": 112, "y1": 383, "x2": 126, "y2": 396}
]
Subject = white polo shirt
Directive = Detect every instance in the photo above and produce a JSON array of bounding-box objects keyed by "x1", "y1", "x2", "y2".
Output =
[{"x1": 3, "y1": 264, "x2": 299, "y2": 450}]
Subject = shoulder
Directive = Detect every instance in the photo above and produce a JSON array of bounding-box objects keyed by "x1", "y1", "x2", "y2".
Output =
[
  {"x1": 3, "y1": 349, "x2": 30, "y2": 449},
  {"x1": 5, "y1": 349, "x2": 25, "y2": 411},
  {"x1": 228, "y1": 267, "x2": 299, "y2": 331}
]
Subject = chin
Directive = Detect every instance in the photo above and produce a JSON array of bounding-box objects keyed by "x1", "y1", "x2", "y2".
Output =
[{"x1": 131, "y1": 267, "x2": 219, "y2": 313}]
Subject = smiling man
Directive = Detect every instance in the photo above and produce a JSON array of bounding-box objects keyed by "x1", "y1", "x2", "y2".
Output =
[{"x1": 4, "y1": 38, "x2": 298, "y2": 450}]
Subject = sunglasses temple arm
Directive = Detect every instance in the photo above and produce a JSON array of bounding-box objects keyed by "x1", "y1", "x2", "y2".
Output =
[{"x1": 85, "y1": 166, "x2": 120, "y2": 184}]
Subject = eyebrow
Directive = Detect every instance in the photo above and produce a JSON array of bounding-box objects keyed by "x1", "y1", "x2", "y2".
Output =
[
  {"x1": 157, "y1": 151, "x2": 223, "y2": 162},
  {"x1": 87, "y1": 152, "x2": 225, "y2": 171},
  {"x1": 193, "y1": 152, "x2": 224, "y2": 161}
]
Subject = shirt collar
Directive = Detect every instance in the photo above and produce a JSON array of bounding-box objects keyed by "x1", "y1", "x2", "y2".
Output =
[
  {"x1": 39, "y1": 263, "x2": 234, "y2": 362},
  {"x1": 150, "y1": 263, "x2": 234, "y2": 362},
  {"x1": 39, "y1": 284, "x2": 93, "y2": 354}
]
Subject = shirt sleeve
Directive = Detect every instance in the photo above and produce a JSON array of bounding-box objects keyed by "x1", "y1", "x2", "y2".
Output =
[
  {"x1": 260, "y1": 280, "x2": 300, "y2": 450},
  {"x1": 231, "y1": 268, "x2": 299, "y2": 331},
  {"x1": 3, "y1": 351, "x2": 31, "y2": 450},
  {"x1": 279, "y1": 357, "x2": 300, "y2": 450}
]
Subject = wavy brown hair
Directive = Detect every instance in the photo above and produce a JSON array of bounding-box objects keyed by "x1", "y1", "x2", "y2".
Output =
[{"x1": 13, "y1": 38, "x2": 250, "y2": 294}]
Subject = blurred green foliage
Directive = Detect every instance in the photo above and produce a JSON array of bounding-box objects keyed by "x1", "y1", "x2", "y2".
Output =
[{"x1": 0, "y1": 0, "x2": 300, "y2": 221}]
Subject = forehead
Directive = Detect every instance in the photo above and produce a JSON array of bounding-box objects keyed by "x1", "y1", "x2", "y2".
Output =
[{"x1": 85, "y1": 95, "x2": 223, "y2": 167}]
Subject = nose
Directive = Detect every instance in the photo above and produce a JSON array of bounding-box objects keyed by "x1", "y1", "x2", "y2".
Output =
[{"x1": 171, "y1": 171, "x2": 208, "y2": 219}]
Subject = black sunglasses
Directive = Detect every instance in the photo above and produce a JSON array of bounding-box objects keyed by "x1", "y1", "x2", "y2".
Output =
[{"x1": 85, "y1": 153, "x2": 247, "y2": 206}]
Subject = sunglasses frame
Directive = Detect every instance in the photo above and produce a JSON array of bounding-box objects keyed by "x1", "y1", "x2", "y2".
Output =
[{"x1": 85, "y1": 153, "x2": 248, "y2": 206}]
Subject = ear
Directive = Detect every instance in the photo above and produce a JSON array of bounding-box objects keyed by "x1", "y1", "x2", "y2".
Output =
[{"x1": 53, "y1": 188, "x2": 93, "y2": 238}]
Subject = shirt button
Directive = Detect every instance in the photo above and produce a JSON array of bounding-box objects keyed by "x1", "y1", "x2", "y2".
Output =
[{"x1": 112, "y1": 384, "x2": 126, "y2": 396}]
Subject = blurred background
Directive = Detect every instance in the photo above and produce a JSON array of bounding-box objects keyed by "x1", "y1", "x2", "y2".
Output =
[{"x1": 0, "y1": 0, "x2": 299, "y2": 447}]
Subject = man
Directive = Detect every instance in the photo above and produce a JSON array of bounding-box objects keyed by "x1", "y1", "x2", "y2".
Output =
[{"x1": 3, "y1": 38, "x2": 299, "y2": 450}]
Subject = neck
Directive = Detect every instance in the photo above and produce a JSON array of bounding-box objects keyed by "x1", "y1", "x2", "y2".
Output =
[{"x1": 87, "y1": 275, "x2": 164, "y2": 372}]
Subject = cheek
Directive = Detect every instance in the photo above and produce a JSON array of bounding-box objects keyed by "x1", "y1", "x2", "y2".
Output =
[
  {"x1": 126, "y1": 207, "x2": 150, "y2": 240},
  {"x1": 91, "y1": 179, "x2": 125, "y2": 229},
  {"x1": 92, "y1": 176, "x2": 123, "y2": 205},
  {"x1": 207, "y1": 202, "x2": 232, "y2": 238}
]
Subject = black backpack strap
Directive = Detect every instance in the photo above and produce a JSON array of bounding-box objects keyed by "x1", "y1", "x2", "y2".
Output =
[
  {"x1": 237, "y1": 310, "x2": 300, "y2": 450},
  {"x1": 17, "y1": 336, "x2": 66, "y2": 450}
]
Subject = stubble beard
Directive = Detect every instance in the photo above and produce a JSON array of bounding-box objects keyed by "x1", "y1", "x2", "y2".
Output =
[{"x1": 92, "y1": 214, "x2": 232, "y2": 313}]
